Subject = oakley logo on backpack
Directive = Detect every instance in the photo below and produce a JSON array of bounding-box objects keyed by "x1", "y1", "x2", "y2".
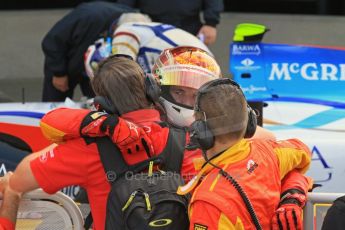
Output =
[{"x1": 149, "y1": 218, "x2": 173, "y2": 227}]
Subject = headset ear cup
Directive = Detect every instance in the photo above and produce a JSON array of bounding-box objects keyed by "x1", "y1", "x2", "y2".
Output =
[
  {"x1": 189, "y1": 120, "x2": 215, "y2": 151},
  {"x1": 145, "y1": 74, "x2": 161, "y2": 103},
  {"x1": 244, "y1": 106, "x2": 257, "y2": 139},
  {"x1": 93, "y1": 96, "x2": 119, "y2": 115}
]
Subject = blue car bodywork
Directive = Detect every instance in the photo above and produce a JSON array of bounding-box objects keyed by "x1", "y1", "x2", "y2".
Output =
[{"x1": 230, "y1": 41, "x2": 345, "y2": 105}]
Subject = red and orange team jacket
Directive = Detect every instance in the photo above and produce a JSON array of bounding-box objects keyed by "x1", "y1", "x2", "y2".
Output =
[
  {"x1": 39, "y1": 108, "x2": 172, "y2": 164},
  {"x1": 177, "y1": 138, "x2": 311, "y2": 230},
  {"x1": 40, "y1": 108, "x2": 201, "y2": 179}
]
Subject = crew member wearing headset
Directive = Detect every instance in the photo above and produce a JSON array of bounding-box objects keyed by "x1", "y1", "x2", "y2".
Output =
[{"x1": 177, "y1": 78, "x2": 311, "y2": 229}]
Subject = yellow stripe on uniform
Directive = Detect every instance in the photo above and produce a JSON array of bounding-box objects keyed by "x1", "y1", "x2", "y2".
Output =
[
  {"x1": 274, "y1": 148, "x2": 311, "y2": 179},
  {"x1": 209, "y1": 173, "x2": 221, "y2": 192},
  {"x1": 209, "y1": 164, "x2": 230, "y2": 192},
  {"x1": 218, "y1": 213, "x2": 244, "y2": 230},
  {"x1": 40, "y1": 121, "x2": 66, "y2": 144},
  {"x1": 112, "y1": 42, "x2": 138, "y2": 56}
]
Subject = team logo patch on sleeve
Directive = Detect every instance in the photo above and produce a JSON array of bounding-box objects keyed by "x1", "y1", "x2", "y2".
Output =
[
  {"x1": 194, "y1": 223, "x2": 208, "y2": 230},
  {"x1": 91, "y1": 112, "x2": 106, "y2": 119}
]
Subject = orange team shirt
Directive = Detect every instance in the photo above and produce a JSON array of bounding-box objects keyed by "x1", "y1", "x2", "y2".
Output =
[
  {"x1": 31, "y1": 109, "x2": 199, "y2": 230},
  {"x1": 183, "y1": 139, "x2": 311, "y2": 230},
  {"x1": 0, "y1": 218, "x2": 14, "y2": 230}
]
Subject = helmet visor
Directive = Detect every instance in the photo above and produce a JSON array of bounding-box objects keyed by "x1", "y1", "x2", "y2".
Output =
[{"x1": 152, "y1": 46, "x2": 221, "y2": 89}]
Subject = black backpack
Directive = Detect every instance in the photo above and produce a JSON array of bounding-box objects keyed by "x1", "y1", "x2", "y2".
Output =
[{"x1": 96, "y1": 128, "x2": 190, "y2": 230}]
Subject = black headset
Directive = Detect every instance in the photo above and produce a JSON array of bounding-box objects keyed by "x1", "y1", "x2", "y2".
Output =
[
  {"x1": 144, "y1": 73, "x2": 161, "y2": 104},
  {"x1": 93, "y1": 54, "x2": 161, "y2": 115},
  {"x1": 188, "y1": 78, "x2": 257, "y2": 151}
]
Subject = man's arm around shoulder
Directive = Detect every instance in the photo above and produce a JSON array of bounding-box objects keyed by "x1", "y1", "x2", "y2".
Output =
[
  {"x1": 9, "y1": 144, "x2": 56, "y2": 193},
  {"x1": 273, "y1": 139, "x2": 312, "y2": 179}
]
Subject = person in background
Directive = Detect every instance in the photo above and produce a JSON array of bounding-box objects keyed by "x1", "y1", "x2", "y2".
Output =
[
  {"x1": 41, "y1": 1, "x2": 133, "y2": 102},
  {"x1": 177, "y1": 78, "x2": 312, "y2": 229},
  {"x1": 0, "y1": 172, "x2": 21, "y2": 230},
  {"x1": 84, "y1": 13, "x2": 211, "y2": 78},
  {"x1": 117, "y1": 0, "x2": 223, "y2": 45}
]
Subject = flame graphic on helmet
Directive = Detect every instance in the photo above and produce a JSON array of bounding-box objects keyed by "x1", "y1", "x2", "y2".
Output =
[{"x1": 152, "y1": 46, "x2": 221, "y2": 90}]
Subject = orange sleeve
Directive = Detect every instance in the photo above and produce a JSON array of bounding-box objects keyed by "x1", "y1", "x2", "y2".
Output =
[
  {"x1": 0, "y1": 218, "x2": 14, "y2": 230},
  {"x1": 281, "y1": 169, "x2": 313, "y2": 194},
  {"x1": 30, "y1": 139, "x2": 91, "y2": 194},
  {"x1": 189, "y1": 200, "x2": 222, "y2": 230},
  {"x1": 272, "y1": 138, "x2": 312, "y2": 179},
  {"x1": 40, "y1": 108, "x2": 91, "y2": 143}
]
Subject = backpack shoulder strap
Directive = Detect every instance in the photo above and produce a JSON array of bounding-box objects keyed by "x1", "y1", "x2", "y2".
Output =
[
  {"x1": 96, "y1": 137, "x2": 129, "y2": 185},
  {"x1": 158, "y1": 127, "x2": 186, "y2": 173},
  {"x1": 117, "y1": 127, "x2": 187, "y2": 174}
]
